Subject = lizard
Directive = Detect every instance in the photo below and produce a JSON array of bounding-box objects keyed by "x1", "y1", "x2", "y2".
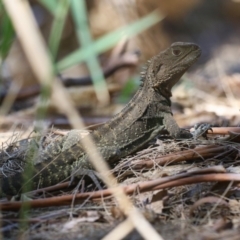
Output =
[{"x1": 0, "y1": 42, "x2": 202, "y2": 197}]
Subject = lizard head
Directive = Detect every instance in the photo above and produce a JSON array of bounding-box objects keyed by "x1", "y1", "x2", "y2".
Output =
[{"x1": 145, "y1": 42, "x2": 201, "y2": 98}]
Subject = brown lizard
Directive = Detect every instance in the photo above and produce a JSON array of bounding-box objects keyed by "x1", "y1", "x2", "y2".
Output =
[{"x1": 0, "y1": 42, "x2": 201, "y2": 197}]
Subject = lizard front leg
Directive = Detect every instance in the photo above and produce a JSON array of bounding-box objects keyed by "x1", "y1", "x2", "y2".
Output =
[
  {"x1": 163, "y1": 113, "x2": 192, "y2": 139},
  {"x1": 163, "y1": 114, "x2": 212, "y2": 139}
]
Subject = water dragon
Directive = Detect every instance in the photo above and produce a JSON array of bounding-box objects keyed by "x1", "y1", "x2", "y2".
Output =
[{"x1": 0, "y1": 42, "x2": 202, "y2": 197}]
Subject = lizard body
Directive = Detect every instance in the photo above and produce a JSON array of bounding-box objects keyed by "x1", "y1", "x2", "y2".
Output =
[{"x1": 0, "y1": 42, "x2": 201, "y2": 196}]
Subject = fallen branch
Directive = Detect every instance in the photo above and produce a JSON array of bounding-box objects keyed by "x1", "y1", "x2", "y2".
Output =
[
  {"x1": 0, "y1": 46, "x2": 139, "y2": 102},
  {"x1": 204, "y1": 127, "x2": 240, "y2": 135},
  {"x1": 0, "y1": 166, "x2": 233, "y2": 211},
  {"x1": 125, "y1": 145, "x2": 235, "y2": 170}
]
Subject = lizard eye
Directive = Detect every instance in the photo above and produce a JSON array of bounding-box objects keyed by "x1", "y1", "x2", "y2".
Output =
[{"x1": 172, "y1": 49, "x2": 182, "y2": 56}]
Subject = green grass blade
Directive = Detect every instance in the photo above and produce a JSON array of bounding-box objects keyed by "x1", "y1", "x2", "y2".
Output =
[
  {"x1": 70, "y1": 0, "x2": 109, "y2": 103},
  {"x1": 57, "y1": 10, "x2": 164, "y2": 71},
  {"x1": 48, "y1": 0, "x2": 70, "y2": 61},
  {"x1": 38, "y1": 0, "x2": 58, "y2": 15},
  {"x1": 0, "y1": 3, "x2": 15, "y2": 60}
]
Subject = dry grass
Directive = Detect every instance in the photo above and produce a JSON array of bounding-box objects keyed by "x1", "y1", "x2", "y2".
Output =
[
  {"x1": 1, "y1": 0, "x2": 163, "y2": 239},
  {"x1": 1, "y1": 130, "x2": 240, "y2": 239},
  {"x1": 1, "y1": 1, "x2": 240, "y2": 240}
]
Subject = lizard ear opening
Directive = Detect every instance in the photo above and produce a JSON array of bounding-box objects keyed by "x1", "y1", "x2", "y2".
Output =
[
  {"x1": 156, "y1": 63, "x2": 162, "y2": 73},
  {"x1": 148, "y1": 63, "x2": 163, "y2": 89}
]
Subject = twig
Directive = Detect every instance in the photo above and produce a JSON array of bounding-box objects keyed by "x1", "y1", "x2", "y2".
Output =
[
  {"x1": 198, "y1": 127, "x2": 240, "y2": 135},
  {"x1": 0, "y1": 45, "x2": 139, "y2": 102},
  {"x1": 0, "y1": 166, "x2": 228, "y2": 211},
  {"x1": 127, "y1": 145, "x2": 232, "y2": 170}
]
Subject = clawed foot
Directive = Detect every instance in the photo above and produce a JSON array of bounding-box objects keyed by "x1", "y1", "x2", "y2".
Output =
[{"x1": 191, "y1": 123, "x2": 212, "y2": 140}]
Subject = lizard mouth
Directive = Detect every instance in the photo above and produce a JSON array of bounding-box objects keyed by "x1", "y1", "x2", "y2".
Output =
[
  {"x1": 172, "y1": 46, "x2": 201, "y2": 70},
  {"x1": 191, "y1": 44, "x2": 201, "y2": 58},
  {"x1": 194, "y1": 48, "x2": 201, "y2": 58},
  {"x1": 184, "y1": 47, "x2": 201, "y2": 67}
]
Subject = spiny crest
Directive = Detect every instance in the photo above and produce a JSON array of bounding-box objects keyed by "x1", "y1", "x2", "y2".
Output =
[{"x1": 139, "y1": 59, "x2": 152, "y2": 86}]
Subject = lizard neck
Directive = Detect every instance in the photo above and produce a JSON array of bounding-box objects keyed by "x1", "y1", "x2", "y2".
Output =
[{"x1": 92, "y1": 80, "x2": 172, "y2": 164}]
